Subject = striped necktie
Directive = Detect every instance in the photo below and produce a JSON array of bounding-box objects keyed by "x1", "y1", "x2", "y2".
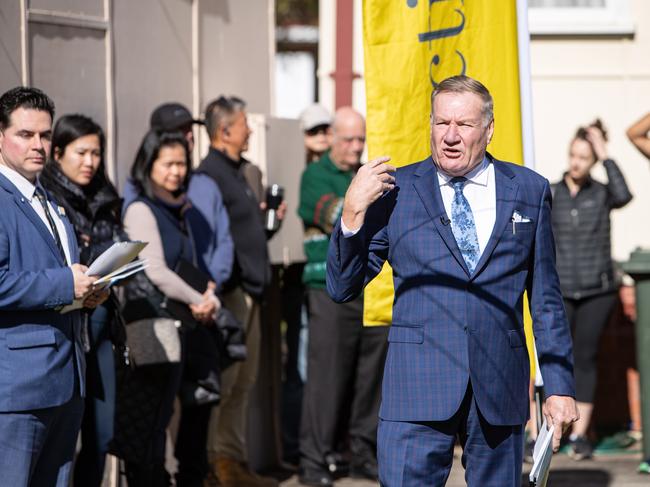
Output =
[{"x1": 34, "y1": 187, "x2": 67, "y2": 263}]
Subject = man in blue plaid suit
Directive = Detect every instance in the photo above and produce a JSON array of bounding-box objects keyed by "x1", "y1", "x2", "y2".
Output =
[{"x1": 326, "y1": 76, "x2": 578, "y2": 486}]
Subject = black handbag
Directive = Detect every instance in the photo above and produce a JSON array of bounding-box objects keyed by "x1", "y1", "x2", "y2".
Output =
[
  {"x1": 215, "y1": 307, "x2": 247, "y2": 369},
  {"x1": 120, "y1": 264, "x2": 170, "y2": 323}
]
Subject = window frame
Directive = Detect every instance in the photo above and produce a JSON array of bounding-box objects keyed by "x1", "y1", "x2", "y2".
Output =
[{"x1": 528, "y1": 0, "x2": 634, "y2": 36}]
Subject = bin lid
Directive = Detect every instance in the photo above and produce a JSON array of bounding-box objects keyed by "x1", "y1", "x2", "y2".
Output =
[{"x1": 621, "y1": 247, "x2": 650, "y2": 276}]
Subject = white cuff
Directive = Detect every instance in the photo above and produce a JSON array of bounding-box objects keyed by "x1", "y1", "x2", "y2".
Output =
[{"x1": 340, "y1": 218, "x2": 361, "y2": 238}]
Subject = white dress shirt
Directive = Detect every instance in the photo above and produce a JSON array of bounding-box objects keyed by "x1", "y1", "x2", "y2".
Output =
[
  {"x1": 436, "y1": 157, "x2": 496, "y2": 255},
  {"x1": 341, "y1": 157, "x2": 496, "y2": 258},
  {"x1": 0, "y1": 164, "x2": 72, "y2": 265}
]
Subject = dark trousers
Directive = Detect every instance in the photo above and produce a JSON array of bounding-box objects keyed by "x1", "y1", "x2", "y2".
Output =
[
  {"x1": 122, "y1": 361, "x2": 183, "y2": 487},
  {"x1": 299, "y1": 289, "x2": 389, "y2": 471},
  {"x1": 281, "y1": 263, "x2": 306, "y2": 464},
  {"x1": 564, "y1": 292, "x2": 617, "y2": 403},
  {"x1": 0, "y1": 395, "x2": 84, "y2": 487},
  {"x1": 175, "y1": 403, "x2": 212, "y2": 487},
  {"x1": 74, "y1": 305, "x2": 116, "y2": 487},
  {"x1": 378, "y1": 384, "x2": 524, "y2": 487}
]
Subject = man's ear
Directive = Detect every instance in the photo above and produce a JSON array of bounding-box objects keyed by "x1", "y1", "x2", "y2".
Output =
[{"x1": 486, "y1": 118, "x2": 495, "y2": 145}]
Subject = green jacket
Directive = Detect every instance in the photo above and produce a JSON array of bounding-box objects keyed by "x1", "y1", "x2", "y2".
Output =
[{"x1": 298, "y1": 151, "x2": 354, "y2": 289}]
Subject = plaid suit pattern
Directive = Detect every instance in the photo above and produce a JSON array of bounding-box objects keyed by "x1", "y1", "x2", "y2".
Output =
[{"x1": 326, "y1": 156, "x2": 574, "y2": 485}]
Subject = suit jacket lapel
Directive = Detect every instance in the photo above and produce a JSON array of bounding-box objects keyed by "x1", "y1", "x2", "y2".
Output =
[
  {"x1": 15, "y1": 193, "x2": 67, "y2": 265},
  {"x1": 0, "y1": 174, "x2": 67, "y2": 265},
  {"x1": 471, "y1": 160, "x2": 518, "y2": 279},
  {"x1": 412, "y1": 158, "x2": 471, "y2": 276}
]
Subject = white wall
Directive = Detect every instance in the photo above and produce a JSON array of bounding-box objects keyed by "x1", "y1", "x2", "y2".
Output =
[
  {"x1": 275, "y1": 51, "x2": 316, "y2": 118},
  {"x1": 530, "y1": 0, "x2": 650, "y2": 261}
]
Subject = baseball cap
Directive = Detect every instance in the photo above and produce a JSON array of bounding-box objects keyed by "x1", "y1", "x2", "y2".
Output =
[
  {"x1": 299, "y1": 104, "x2": 332, "y2": 132},
  {"x1": 150, "y1": 102, "x2": 204, "y2": 131}
]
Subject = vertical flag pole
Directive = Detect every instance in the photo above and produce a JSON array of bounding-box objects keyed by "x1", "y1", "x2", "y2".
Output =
[
  {"x1": 517, "y1": 0, "x2": 544, "y2": 434},
  {"x1": 517, "y1": 0, "x2": 536, "y2": 170}
]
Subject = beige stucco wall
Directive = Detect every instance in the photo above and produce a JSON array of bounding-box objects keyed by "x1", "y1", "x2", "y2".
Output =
[
  {"x1": 530, "y1": 0, "x2": 650, "y2": 262},
  {"x1": 0, "y1": 0, "x2": 274, "y2": 190}
]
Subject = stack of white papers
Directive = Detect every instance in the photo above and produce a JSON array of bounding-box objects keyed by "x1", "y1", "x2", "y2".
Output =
[
  {"x1": 86, "y1": 241, "x2": 147, "y2": 277},
  {"x1": 93, "y1": 259, "x2": 148, "y2": 288},
  {"x1": 60, "y1": 241, "x2": 148, "y2": 313},
  {"x1": 529, "y1": 420, "x2": 555, "y2": 487}
]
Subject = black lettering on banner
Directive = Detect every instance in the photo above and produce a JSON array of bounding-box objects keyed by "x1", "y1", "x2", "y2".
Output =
[
  {"x1": 429, "y1": 50, "x2": 466, "y2": 89},
  {"x1": 408, "y1": 0, "x2": 467, "y2": 88}
]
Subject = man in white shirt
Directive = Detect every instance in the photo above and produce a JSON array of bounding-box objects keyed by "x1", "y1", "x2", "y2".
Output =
[
  {"x1": 0, "y1": 86, "x2": 105, "y2": 486},
  {"x1": 327, "y1": 75, "x2": 578, "y2": 486}
]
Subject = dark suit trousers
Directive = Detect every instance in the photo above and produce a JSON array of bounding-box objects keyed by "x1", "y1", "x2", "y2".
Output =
[
  {"x1": 377, "y1": 383, "x2": 524, "y2": 487},
  {"x1": 300, "y1": 289, "x2": 388, "y2": 471},
  {"x1": 0, "y1": 394, "x2": 84, "y2": 487}
]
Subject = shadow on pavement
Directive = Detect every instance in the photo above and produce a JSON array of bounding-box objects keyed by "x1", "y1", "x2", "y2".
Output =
[{"x1": 522, "y1": 469, "x2": 611, "y2": 487}]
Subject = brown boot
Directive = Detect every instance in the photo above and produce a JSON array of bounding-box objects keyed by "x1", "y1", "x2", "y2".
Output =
[
  {"x1": 203, "y1": 469, "x2": 221, "y2": 487},
  {"x1": 213, "y1": 456, "x2": 278, "y2": 487}
]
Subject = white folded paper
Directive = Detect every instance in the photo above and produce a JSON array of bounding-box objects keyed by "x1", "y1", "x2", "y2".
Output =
[
  {"x1": 60, "y1": 241, "x2": 148, "y2": 313},
  {"x1": 86, "y1": 241, "x2": 148, "y2": 277},
  {"x1": 93, "y1": 259, "x2": 148, "y2": 287},
  {"x1": 529, "y1": 420, "x2": 555, "y2": 487}
]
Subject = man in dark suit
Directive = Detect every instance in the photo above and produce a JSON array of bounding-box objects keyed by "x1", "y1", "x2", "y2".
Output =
[
  {"x1": 326, "y1": 75, "x2": 578, "y2": 486},
  {"x1": 0, "y1": 87, "x2": 105, "y2": 486}
]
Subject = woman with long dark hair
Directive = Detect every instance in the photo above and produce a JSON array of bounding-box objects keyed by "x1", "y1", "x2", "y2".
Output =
[
  {"x1": 120, "y1": 130, "x2": 219, "y2": 485},
  {"x1": 551, "y1": 120, "x2": 632, "y2": 460},
  {"x1": 41, "y1": 114, "x2": 126, "y2": 486}
]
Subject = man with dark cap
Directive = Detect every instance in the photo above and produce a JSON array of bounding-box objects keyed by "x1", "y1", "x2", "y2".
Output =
[{"x1": 150, "y1": 102, "x2": 204, "y2": 152}]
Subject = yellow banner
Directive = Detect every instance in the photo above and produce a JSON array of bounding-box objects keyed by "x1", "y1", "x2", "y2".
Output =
[{"x1": 362, "y1": 0, "x2": 525, "y2": 326}]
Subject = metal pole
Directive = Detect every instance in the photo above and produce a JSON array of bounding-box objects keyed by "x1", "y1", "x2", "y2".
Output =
[{"x1": 634, "y1": 277, "x2": 650, "y2": 459}]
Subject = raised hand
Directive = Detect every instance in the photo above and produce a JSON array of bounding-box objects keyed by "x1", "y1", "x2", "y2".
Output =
[
  {"x1": 585, "y1": 126, "x2": 608, "y2": 161},
  {"x1": 341, "y1": 156, "x2": 395, "y2": 231}
]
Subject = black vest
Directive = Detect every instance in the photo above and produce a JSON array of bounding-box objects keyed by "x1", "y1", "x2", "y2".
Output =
[
  {"x1": 197, "y1": 148, "x2": 269, "y2": 299},
  {"x1": 136, "y1": 197, "x2": 195, "y2": 270}
]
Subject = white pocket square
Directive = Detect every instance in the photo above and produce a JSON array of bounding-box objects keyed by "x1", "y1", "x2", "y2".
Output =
[{"x1": 512, "y1": 210, "x2": 531, "y2": 223}]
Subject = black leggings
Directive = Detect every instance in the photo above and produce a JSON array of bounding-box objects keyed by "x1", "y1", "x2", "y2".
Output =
[{"x1": 564, "y1": 293, "x2": 617, "y2": 403}]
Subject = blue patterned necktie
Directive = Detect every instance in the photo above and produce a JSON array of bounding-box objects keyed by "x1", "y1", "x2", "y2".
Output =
[{"x1": 450, "y1": 177, "x2": 480, "y2": 273}]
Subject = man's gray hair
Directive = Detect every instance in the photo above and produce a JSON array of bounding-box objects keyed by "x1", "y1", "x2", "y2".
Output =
[
  {"x1": 430, "y1": 75, "x2": 494, "y2": 126},
  {"x1": 204, "y1": 95, "x2": 246, "y2": 140}
]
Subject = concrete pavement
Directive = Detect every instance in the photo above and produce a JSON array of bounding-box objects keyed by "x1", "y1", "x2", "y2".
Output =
[{"x1": 280, "y1": 451, "x2": 647, "y2": 486}]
